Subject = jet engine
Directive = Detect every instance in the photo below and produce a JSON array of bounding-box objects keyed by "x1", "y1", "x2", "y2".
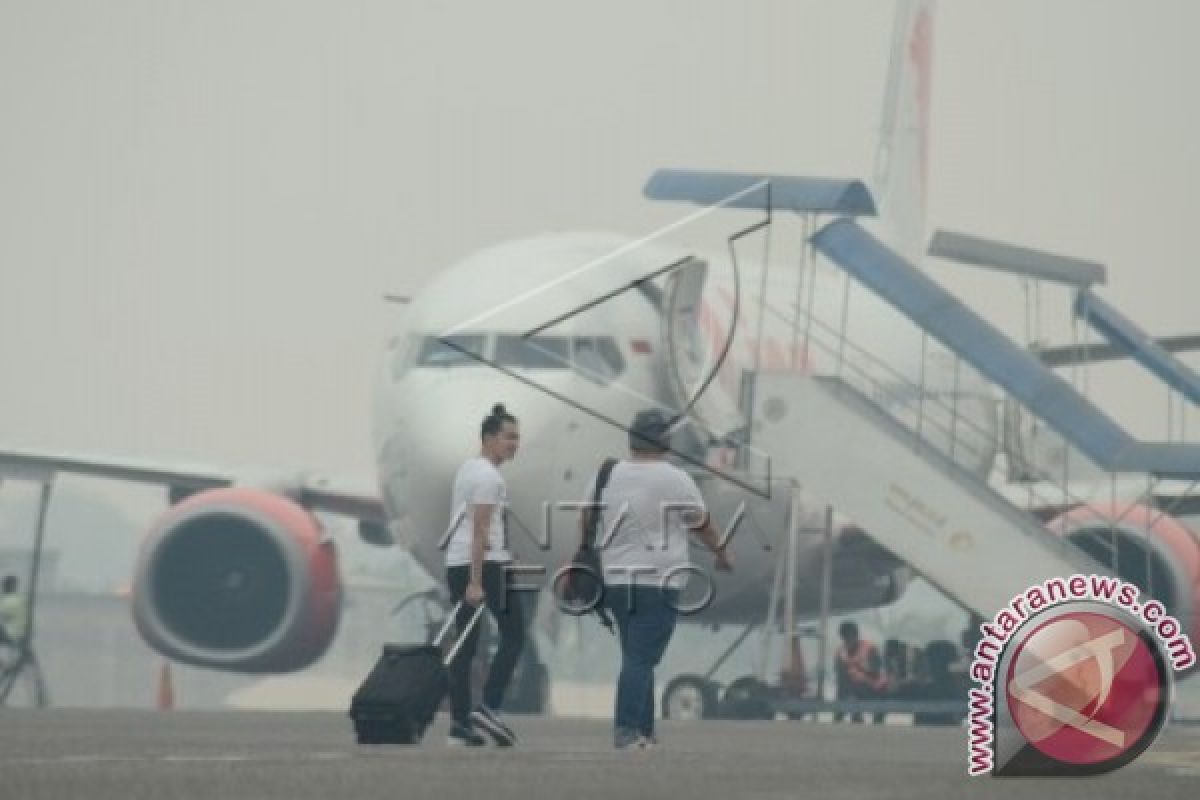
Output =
[
  {"x1": 131, "y1": 487, "x2": 342, "y2": 672},
  {"x1": 1049, "y1": 502, "x2": 1200, "y2": 651}
]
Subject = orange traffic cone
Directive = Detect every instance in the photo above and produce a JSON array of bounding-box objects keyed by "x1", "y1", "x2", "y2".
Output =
[{"x1": 156, "y1": 662, "x2": 175, "y2": 711}]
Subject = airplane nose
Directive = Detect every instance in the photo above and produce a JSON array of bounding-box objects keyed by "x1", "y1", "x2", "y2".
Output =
[
  {"x1": 379, "y1": 378, "x2": 495, "y2": 554},
  {"x1": 406, "y1": 393, "x2": 486, "y2": 471},
  {"x1": 398, "y1": 372, "x2": 561, "y2": 482}
]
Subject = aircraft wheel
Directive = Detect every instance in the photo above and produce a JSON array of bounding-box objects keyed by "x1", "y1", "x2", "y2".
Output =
[
  {"x1": 718, "y1": 676, "x2": 774, "y2": 720},
  {"x1": 662, "y1": 674, "x2": 717, "y2": 721}
]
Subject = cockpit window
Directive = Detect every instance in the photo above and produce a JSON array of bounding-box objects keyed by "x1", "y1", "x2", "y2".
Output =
[
  {"x1": 572, "y1": 336, "x2": 626, "y2": 384},
  {"x1": 495, "y1": 335, "x2": 569, "y2": 369},
  {"x1": 416, "y1": 334, "x2": 487, "y2": 367},
  {"x1": 413, "y1": 333, "x2": 624, "y2": 377}
]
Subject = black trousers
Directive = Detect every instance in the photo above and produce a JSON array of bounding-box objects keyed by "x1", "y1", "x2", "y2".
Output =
[{"x1": 446, "y1": 562, "x2": 526, "y2": 724}]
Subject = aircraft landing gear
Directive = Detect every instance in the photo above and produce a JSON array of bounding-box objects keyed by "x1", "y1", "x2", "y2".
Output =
[
  {"x1": 661, "y1": 673, "x2": 776, "y2": 721},
  {"x1": 662, "y1": 673, "x2": 780, "y2": 721},
  {"x1": 661, "y1": 616, "x2": 757, "y2": 722},
  {"x1": 662, "y1": 674, "x2": 718, "y2": 721},
  {"x1": 717, "y1": 676, "x2": 774, "y2": 720},
  {"x1": 663, "y1": 497, "x2": 833, "y2": 723}
]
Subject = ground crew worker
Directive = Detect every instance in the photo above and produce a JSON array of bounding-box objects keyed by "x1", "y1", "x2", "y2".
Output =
[
  {"x1": 834, "y1": 620, "x2": 885, "y2": 723},
  {"x1": 0, "y1": 575, "x2": 27, "y2": 650}
]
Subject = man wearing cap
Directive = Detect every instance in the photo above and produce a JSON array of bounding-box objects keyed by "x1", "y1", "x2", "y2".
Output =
[{"x1": 585, "y1": 409, "x2": 732, "y2": 750}]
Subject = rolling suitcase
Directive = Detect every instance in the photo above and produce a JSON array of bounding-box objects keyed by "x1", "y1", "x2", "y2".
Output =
[{"x1": 349, "y1": 601, "x2": 485, "y2": 744}]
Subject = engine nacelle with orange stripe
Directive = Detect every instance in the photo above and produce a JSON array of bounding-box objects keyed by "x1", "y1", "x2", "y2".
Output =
[
  {"x1": 1048, "y1": 502, "x2": 1200, "y2": 655},
  {"x1": 131, "y1": 487, "x2": 342, "y2": 673}
]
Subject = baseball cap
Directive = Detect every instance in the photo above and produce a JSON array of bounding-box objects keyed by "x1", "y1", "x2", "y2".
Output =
[{"x1": 629, "y1": 409, "x2": 674, "y2": 452}]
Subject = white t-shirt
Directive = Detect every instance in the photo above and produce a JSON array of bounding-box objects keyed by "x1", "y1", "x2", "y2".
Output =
[
  {"x1": 444, "y1": 457, "x2": 512, "y2": 567},
  {"x1": 586, "y1": 460, "x2": 707, "y2": 589}
]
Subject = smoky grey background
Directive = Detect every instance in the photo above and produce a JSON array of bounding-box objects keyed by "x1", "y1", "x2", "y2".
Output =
[{"x1": 0, "y1": 0, "x2": 1197, "y2": 521}]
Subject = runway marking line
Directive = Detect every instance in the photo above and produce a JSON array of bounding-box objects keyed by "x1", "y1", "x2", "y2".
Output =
[{"x1": 2, "y1": 752, "x2": 354, "y2": 766}]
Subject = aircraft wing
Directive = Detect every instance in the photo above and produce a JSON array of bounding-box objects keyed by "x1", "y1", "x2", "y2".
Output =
[
  {"x1": 999, "y1": 475, "x2": 1200, "y2": 519},
  {"x1": 0, "y1": 445, "x2": 233, "y2": 489},
  {"x1": 0, "y1": 445, "x2": 388, "y2": 528},
  {"x1": 297, "y1": 483, "x2": 388, "y2": 525}
]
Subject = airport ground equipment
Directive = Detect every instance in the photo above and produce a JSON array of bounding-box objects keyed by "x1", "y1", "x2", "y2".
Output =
[
  {"x1": 648, "y1": 174, "x2": 1199, "y2": 721},
  {"x1": 0, "y1": 463, "x2": 53, "y2": 708}
]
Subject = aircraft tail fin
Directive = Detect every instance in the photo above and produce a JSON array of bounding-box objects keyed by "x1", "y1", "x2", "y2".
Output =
[{"x1": 873, "y1": 0, "x2": 935, "y2": 259}]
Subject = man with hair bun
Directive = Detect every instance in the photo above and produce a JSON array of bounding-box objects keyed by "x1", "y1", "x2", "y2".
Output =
[{"x1": 442, "y1": 403, "x2": 525, "y2": 747}]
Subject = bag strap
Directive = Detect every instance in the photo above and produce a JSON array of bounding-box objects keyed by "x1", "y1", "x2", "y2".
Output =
[{"x1": 583, "y1": 457, "x2": 619, "y2": 549}]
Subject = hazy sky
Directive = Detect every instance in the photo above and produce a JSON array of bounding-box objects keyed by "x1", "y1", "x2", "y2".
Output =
[{"x1": 1, "y1": 0, "x2": 1197, "y2": 498}]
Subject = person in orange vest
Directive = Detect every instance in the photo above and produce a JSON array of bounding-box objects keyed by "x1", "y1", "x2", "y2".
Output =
[{"x1": 834, "y1": 620, "x2": 885, "y2": 723}]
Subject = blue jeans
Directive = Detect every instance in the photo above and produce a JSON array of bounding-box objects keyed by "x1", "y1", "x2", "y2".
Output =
[{"x1": 606, "y1": 585, "x2": 679, "y2": 739}]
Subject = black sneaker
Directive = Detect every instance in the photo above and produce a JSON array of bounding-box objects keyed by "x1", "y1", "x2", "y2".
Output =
[
  {"x1": 471, "y1": 705, "x2": 517, "y2": 747},
  {"x1": 446, "y1": 721, "x2": 487, "y2": 747}
]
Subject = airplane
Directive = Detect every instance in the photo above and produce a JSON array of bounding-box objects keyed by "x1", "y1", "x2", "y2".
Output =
[{"x1": 2, "y1": 0, "x2": 1197, "y2": 719}]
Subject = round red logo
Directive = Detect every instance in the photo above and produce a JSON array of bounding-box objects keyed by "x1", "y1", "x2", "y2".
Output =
[{"x1": 1005, "y1": 611, "x2": 1167, "y2": 768}]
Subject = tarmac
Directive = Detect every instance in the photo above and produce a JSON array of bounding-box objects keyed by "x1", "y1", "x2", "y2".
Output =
[{"x1": 0, "y1": 711, "x2": 1197, "y2": 800}]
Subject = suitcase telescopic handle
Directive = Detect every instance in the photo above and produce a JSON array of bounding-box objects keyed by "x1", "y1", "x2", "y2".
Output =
[{"x1": 434, "y1": 601, "x2": 487, "y2": 668}]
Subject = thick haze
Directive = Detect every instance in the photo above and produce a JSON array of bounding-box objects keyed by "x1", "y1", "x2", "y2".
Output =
[{"x1": 1, "y1": 0, "x2": 1197, "y2": 497}]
